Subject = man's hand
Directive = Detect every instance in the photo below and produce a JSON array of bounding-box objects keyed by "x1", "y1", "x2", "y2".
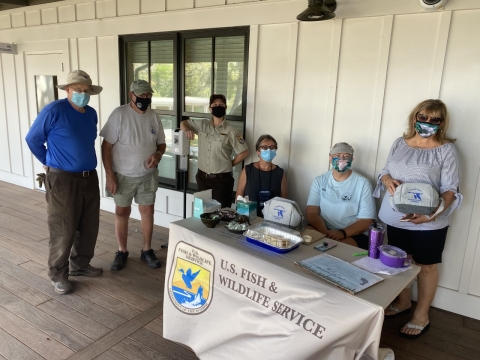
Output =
[
  {"x1": 106, "y1": 172, "x2": 117, "y2": 195},
  {"x1": 325, "y1": 230, "x2": 345, "y2": 240},
  {"x1": 43, "y1": 165, "x2": 48, "y2": 172},
  {"x1": 146, "y1": 152, "x2": 162, "y2": 169}
]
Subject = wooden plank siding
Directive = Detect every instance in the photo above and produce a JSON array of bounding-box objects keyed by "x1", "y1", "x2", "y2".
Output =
[{"x1": 0, "y1": 180, "x2": 478, "y2": 360}]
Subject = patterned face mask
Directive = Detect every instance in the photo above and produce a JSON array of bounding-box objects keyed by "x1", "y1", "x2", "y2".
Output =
[
  {"x1": 332, "y1": 158, "x2": 352, "y2": 172},
  {"x1": 415, "y1": 121, "x2": 439, "y2": 138}
]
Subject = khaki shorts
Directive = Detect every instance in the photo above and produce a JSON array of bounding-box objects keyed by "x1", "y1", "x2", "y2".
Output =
[{"x1": 108, "y1": 171, "x2": 158, "y2": 207}]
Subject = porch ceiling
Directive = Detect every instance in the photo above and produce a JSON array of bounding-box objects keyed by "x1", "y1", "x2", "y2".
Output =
[{"x1": 0, "y1": 0, "x2": 62, "y2": 11}]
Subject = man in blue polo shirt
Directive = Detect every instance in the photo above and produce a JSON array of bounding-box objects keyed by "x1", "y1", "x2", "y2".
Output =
[
  {"x1": 25, "y1": 70, "x2": 103, "y2": 295},
  {"x1": 306, "y1": 142, "x2": 376, "y2": 250}
]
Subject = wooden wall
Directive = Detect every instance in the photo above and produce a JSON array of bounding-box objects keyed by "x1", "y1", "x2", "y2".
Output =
[{"x1": 1, "y1": 0, "x2": 480, "y2": 318}]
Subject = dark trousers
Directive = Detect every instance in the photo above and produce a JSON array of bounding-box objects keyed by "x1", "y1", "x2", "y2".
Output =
[
  {"x1": 45, "y1": 171, "x2": 100, "y2": 281},
  {"x1": 196, "y1": 171, "x2": 234, "y2": 208}
]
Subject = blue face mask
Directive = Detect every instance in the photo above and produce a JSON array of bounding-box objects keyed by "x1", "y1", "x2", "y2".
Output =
[
  {"x1": 260, "y1": 149, "x2": 276, "y2": 162},
  {"x1": 71, "y1": 91, "x2": 90, "y2": 108},
  {"x1": 332, "y1": 158, "x2": 352, "y2": 172}
]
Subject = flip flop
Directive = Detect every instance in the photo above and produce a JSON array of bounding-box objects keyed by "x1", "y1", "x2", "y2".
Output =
[
  {"x1": 399, "y1": 322, "x2": 430, "y2": 340},
  {"x1": 384, "y1": 304, "x2": 411, "y2": 318}
]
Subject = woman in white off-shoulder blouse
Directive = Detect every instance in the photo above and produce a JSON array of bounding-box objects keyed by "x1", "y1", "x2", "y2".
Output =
[{"x1": 374, "y1": 99, "x2": 462, "y2": 340}]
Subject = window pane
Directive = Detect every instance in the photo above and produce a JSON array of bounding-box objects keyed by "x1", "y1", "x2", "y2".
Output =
[
  {"x1": 157, "y1": 114, "x2": 176, "y2": 180},
  {"x1": 215, "y1": 36, "x2": 245, "y2": 116},
  {"x1": 185, "y1": 38, "x2": 212, "y2": 113},
  {"x1": 151, "y1": 40, "x2": 174, "y2": 111},
  {"x1": 126, "y1": 41, "x2": 149, "y2": 85},
  {"x1": 186, "y1": 118, "x2": 244, "y2": 191}
]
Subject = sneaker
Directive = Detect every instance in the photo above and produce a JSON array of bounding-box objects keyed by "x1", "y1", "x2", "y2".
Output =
[
  {"x1": 111, "y1": 250, "x2": 129, "y2": 271},
  {"x1": 52, "y1": 279, "x2": 72, "y2": 294},
  {"x1": 69, "y1": 265, "x2": 103, "y2": 277},
  {"x1": 141, "y1": 249, "x2": 161, "y2": 269}
]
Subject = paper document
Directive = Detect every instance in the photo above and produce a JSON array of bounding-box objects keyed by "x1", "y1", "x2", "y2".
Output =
[
  {"x1": 295, "y1": 254, "x2": 384, "y2": 295},
  {"x1": 352, "y1": 257, "x2": 412, "y2": 275}
]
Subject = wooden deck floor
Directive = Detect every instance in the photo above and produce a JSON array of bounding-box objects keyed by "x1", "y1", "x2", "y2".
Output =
[{"x1": 0, "y1": 180, "x2": 478, "y2": 360}]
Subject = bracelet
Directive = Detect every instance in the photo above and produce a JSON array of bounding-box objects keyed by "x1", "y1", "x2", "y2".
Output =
[{"x1": 339, "y1": 229, "x2": 347, "y2": 239}]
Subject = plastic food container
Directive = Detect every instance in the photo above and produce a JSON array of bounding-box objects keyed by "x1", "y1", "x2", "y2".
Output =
[
  {"x1": 244, "y1": 222, "x2": 303, "y2": 253},
  {"x1": 378, "y1": 245, "x2": 411, "y2": 268},
  {"x1": 225, "y1": 221, "x2": 250, "y2": 234}
]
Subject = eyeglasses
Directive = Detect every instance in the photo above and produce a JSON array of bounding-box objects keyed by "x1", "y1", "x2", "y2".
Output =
[
  {"x1": 417, "y1": 113, "x2": 443, "y2": 125},
  {"x1": 258, "y1": 145, "x2": 277, "y2": 151},
  {"x1": 70, "y1": 87, "x2": 90, "y2": 93},
  {"x1": 210, "y1": 104, "x2": 226, "y2": 108}
]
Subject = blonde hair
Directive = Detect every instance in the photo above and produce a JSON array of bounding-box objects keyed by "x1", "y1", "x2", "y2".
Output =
[{"x1": 403, "y1": 99, "x2": 456, "y2": 144}]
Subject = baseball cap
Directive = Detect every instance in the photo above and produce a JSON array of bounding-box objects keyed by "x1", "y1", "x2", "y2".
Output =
[
  {"x1": 130, "y1": 80, "x2": 154, "y2": 95},
  {"x1": 329, "y1": 142, "x2": 354, "y2": 156},
  {"x1": 57, "y1": 70, "x2": 103, "y2": 95}
]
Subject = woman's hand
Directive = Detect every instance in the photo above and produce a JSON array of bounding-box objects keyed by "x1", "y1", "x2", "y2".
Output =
[
  {"x1": 407, "y1": 214, "x2": 434, "y2": 225},
  {"x1": 383, "y1": 175, "x2": 402, "y2": 195},
  {"x1": 183, "y1": 130, "x2": 195, "y2": 140},
  {"x1": 325, "y1": 230, "x2": 345, "y2": 240}
]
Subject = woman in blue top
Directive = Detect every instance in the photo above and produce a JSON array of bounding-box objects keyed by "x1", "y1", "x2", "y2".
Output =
[
  {"x1": 374, "y1": 99, "x2": 462, "y2": 339},
  {"x1": 236, "y1": 135, "x2": 288, "y2": 217},
  {"x1": 306, "y1": 142, "x2": 376, "y2": 250}
]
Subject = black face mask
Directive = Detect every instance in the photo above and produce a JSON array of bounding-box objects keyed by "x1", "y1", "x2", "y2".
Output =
[
  {"x1": 133, "y1": 95, "x2": 151, "y2": 112},
  {"x1": 211, "y1": 106, "x2": 226, "y2": 118}
]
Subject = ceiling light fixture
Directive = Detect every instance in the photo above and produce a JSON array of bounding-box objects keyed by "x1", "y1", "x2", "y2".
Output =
[{"x1": 296, "y1": 0, "x2": 337, "y2": 22}]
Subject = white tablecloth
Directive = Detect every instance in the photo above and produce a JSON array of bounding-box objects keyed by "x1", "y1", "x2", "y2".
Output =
[{"x1": 163, "y1": 220, "x2": 386, "y2": 360}]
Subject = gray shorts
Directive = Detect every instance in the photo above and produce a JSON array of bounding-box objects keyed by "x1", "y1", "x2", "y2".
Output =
[{"x1": 108, "y1": 171, "x2": 158, "y2": 207}]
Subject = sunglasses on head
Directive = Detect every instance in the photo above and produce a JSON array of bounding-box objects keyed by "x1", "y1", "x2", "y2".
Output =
[{"x1": 416, "y1": 113, "x2": 443, "y2": 125}]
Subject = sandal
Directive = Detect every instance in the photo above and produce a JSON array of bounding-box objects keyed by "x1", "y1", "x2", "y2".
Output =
[
  {"x1": 384, "y1": 304, "x2": 411, "y2": 318},
  {"x1": 399, "y1": 322, "x2": 430, "y2": 339}
]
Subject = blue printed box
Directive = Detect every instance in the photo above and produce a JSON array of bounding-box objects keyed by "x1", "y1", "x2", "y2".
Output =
[{"x1": 236, "y1": 201, "x2": 257, "y2": 220}]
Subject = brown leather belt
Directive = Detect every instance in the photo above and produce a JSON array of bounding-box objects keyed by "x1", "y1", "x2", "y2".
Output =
[
  {"x1": 48, "y1": 167, "x2": 96, "y2": 177},
  {"x1": 198, "y1": 170, "x2": 232, "y2": 179}
]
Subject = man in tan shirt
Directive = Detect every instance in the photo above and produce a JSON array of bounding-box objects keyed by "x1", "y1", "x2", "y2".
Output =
[{"x1": 180, "y1": 94, "x2": 249, "y2": 208}]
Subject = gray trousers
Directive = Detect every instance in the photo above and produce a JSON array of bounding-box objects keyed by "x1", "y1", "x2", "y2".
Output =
[{"x1": 45, "y1": 170, "x2": 100, "y2": 282}]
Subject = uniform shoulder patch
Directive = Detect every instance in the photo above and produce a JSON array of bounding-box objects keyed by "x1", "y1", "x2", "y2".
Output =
[{"x1": 235, "y1": 133, "x2": 245, "y2": 144}]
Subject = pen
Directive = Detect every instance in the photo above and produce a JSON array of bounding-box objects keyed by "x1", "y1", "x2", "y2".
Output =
[{"x1": 353, "y1": 252, "x2": 368, "y2": 256}]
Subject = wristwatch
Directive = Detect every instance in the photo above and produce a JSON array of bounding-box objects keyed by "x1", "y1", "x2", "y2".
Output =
[{"x1": 339, "y1": 229, "x2": 347, "y2": 239}]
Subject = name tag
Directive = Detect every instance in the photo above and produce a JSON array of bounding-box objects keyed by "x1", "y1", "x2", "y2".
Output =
[{"x1": 258, "y1": 190, "x2": 271, "y2": 208}]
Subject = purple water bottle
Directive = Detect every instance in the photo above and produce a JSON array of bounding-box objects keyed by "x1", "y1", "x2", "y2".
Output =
[{"x1": 368, "y1": 222, "x2": 385, "y2": 259}]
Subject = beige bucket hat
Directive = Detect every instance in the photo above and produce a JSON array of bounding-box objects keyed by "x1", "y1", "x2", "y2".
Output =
[{"x1": 57, "y1": 70, "x2": 103, "y2": 95}]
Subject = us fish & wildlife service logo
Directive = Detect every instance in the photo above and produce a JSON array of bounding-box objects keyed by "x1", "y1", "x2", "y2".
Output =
[
  {"x1": 407, "y1": 188, "x2": 423, "y2": 203},
  {"x1": 273, "y1": 205, "x2": 285, "y2": 220},
  {"x1": 168, "y1": 242, "x2": 215, "y2": 315}
]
